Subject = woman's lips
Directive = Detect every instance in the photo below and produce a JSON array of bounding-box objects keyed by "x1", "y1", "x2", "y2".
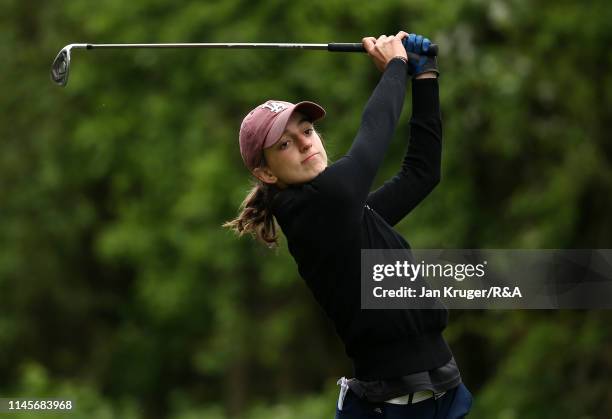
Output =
[{"x1": 302, "y1": 152, "x2": 319, "y2": 163}]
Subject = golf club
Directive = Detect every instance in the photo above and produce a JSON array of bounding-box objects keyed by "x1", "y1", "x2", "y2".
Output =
[{"x1": 50, "y1": 41, "x2": 439, "y2": 87}]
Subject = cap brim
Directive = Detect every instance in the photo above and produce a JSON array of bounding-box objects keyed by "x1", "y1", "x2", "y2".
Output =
[{"x1": 263, "y1": 101, "x2": 326, "y2": 149}]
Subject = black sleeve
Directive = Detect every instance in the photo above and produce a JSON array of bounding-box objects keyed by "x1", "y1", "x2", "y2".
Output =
[
  {"x1": 310, "y1": 58, "x2": 408, "y2": 219},
  {"x1": 365, "y1": 78, "x2": 442, "y2": 226}
]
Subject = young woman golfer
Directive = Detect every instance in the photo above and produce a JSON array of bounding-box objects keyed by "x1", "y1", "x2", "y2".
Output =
[{"x1": 225, "y1": 31, "x2": 473, "y2": 418}]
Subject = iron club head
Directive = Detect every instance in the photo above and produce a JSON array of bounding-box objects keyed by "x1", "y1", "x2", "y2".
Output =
[
  {"x1": 50, "y1": 44, "x2": 88, "y2": 87},
  {"x1": 50, "y1": 46, "x2": 71, "y2": 87}
]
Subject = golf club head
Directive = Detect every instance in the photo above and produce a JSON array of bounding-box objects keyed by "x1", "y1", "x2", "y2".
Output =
[
  {"x1": 50, "y1": 47, "x2": 71, "y2": 87},
  {"x1": 51, "y1": 44, "x2": 87, "y2": 87}
]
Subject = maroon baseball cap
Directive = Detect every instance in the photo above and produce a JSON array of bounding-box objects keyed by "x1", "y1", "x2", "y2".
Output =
[{"x1": 239, "y1": 100, "x2": 326, "y2": 171}]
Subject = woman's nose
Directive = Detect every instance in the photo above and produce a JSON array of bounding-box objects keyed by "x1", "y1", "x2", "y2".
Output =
[{"x1": 298, "y1": 135, "x2": 312, "y2": 151}]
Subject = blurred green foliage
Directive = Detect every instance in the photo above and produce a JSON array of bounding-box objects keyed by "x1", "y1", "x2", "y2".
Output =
[{"x1": 1, "y1": 0, "x2": 611, "y2": 417}]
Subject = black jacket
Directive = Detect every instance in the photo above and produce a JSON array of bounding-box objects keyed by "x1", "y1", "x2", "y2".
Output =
[{"x1": 271, "y1": 58, "x2": 452, "y2": 380}]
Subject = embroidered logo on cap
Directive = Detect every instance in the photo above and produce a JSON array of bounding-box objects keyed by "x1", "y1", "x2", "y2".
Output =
[{"x1": 261, "y1": 101, "x2": 288, "y2": 113}]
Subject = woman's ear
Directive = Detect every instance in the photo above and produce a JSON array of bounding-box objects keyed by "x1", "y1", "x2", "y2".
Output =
[{"x1": 252, "y1": 166, "x2": 278, "y2": 185}]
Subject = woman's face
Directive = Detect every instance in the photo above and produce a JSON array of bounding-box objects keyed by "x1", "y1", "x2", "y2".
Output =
[{"x1": 256, "y1": 111, "x2": 327, "y2": 188}]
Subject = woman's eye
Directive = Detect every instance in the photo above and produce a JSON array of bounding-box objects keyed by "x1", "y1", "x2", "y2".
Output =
[
  {"x1": 305, "y1": 128, "x2": 313, "y2": 135},
  {"x1": 279, "y1": 140, "x2": 289, "y2": 149}
]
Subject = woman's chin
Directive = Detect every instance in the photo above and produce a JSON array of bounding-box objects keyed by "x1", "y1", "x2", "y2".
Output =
[{"x1": 307, "y1": 166, "x2": 326, "y2": 182}]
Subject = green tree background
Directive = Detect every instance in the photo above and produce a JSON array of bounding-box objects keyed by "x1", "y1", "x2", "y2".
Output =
[{"x1": 1, "y1": 0, "x2": 611, "y2": 418}]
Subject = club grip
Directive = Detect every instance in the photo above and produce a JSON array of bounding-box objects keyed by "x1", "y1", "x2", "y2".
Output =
[{"x1": 328, "y1": 42, "x2": 438, "y2": 56}]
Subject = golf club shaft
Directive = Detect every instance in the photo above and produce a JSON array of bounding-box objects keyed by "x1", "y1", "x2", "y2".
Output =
[{"x1": 70, "y1": 42, "x2": 438, "y2": 56}]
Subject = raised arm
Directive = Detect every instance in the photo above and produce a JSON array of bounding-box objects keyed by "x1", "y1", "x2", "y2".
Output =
[
  {"x1": 312, "y1": 32, "x2": 409, "y2": 214},
  {"x1": 366, "y1": 76, "x2": 442, "y2": 226}
]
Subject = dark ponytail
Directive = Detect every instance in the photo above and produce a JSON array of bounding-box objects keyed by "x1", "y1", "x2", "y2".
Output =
[{"x1": 223, "y1": 178, "x2": 279, "y2": 248}]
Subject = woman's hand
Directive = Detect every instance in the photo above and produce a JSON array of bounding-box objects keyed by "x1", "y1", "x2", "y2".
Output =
[{"x1": 363, "y1": 31, "x2": 409, "y2": 72}]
